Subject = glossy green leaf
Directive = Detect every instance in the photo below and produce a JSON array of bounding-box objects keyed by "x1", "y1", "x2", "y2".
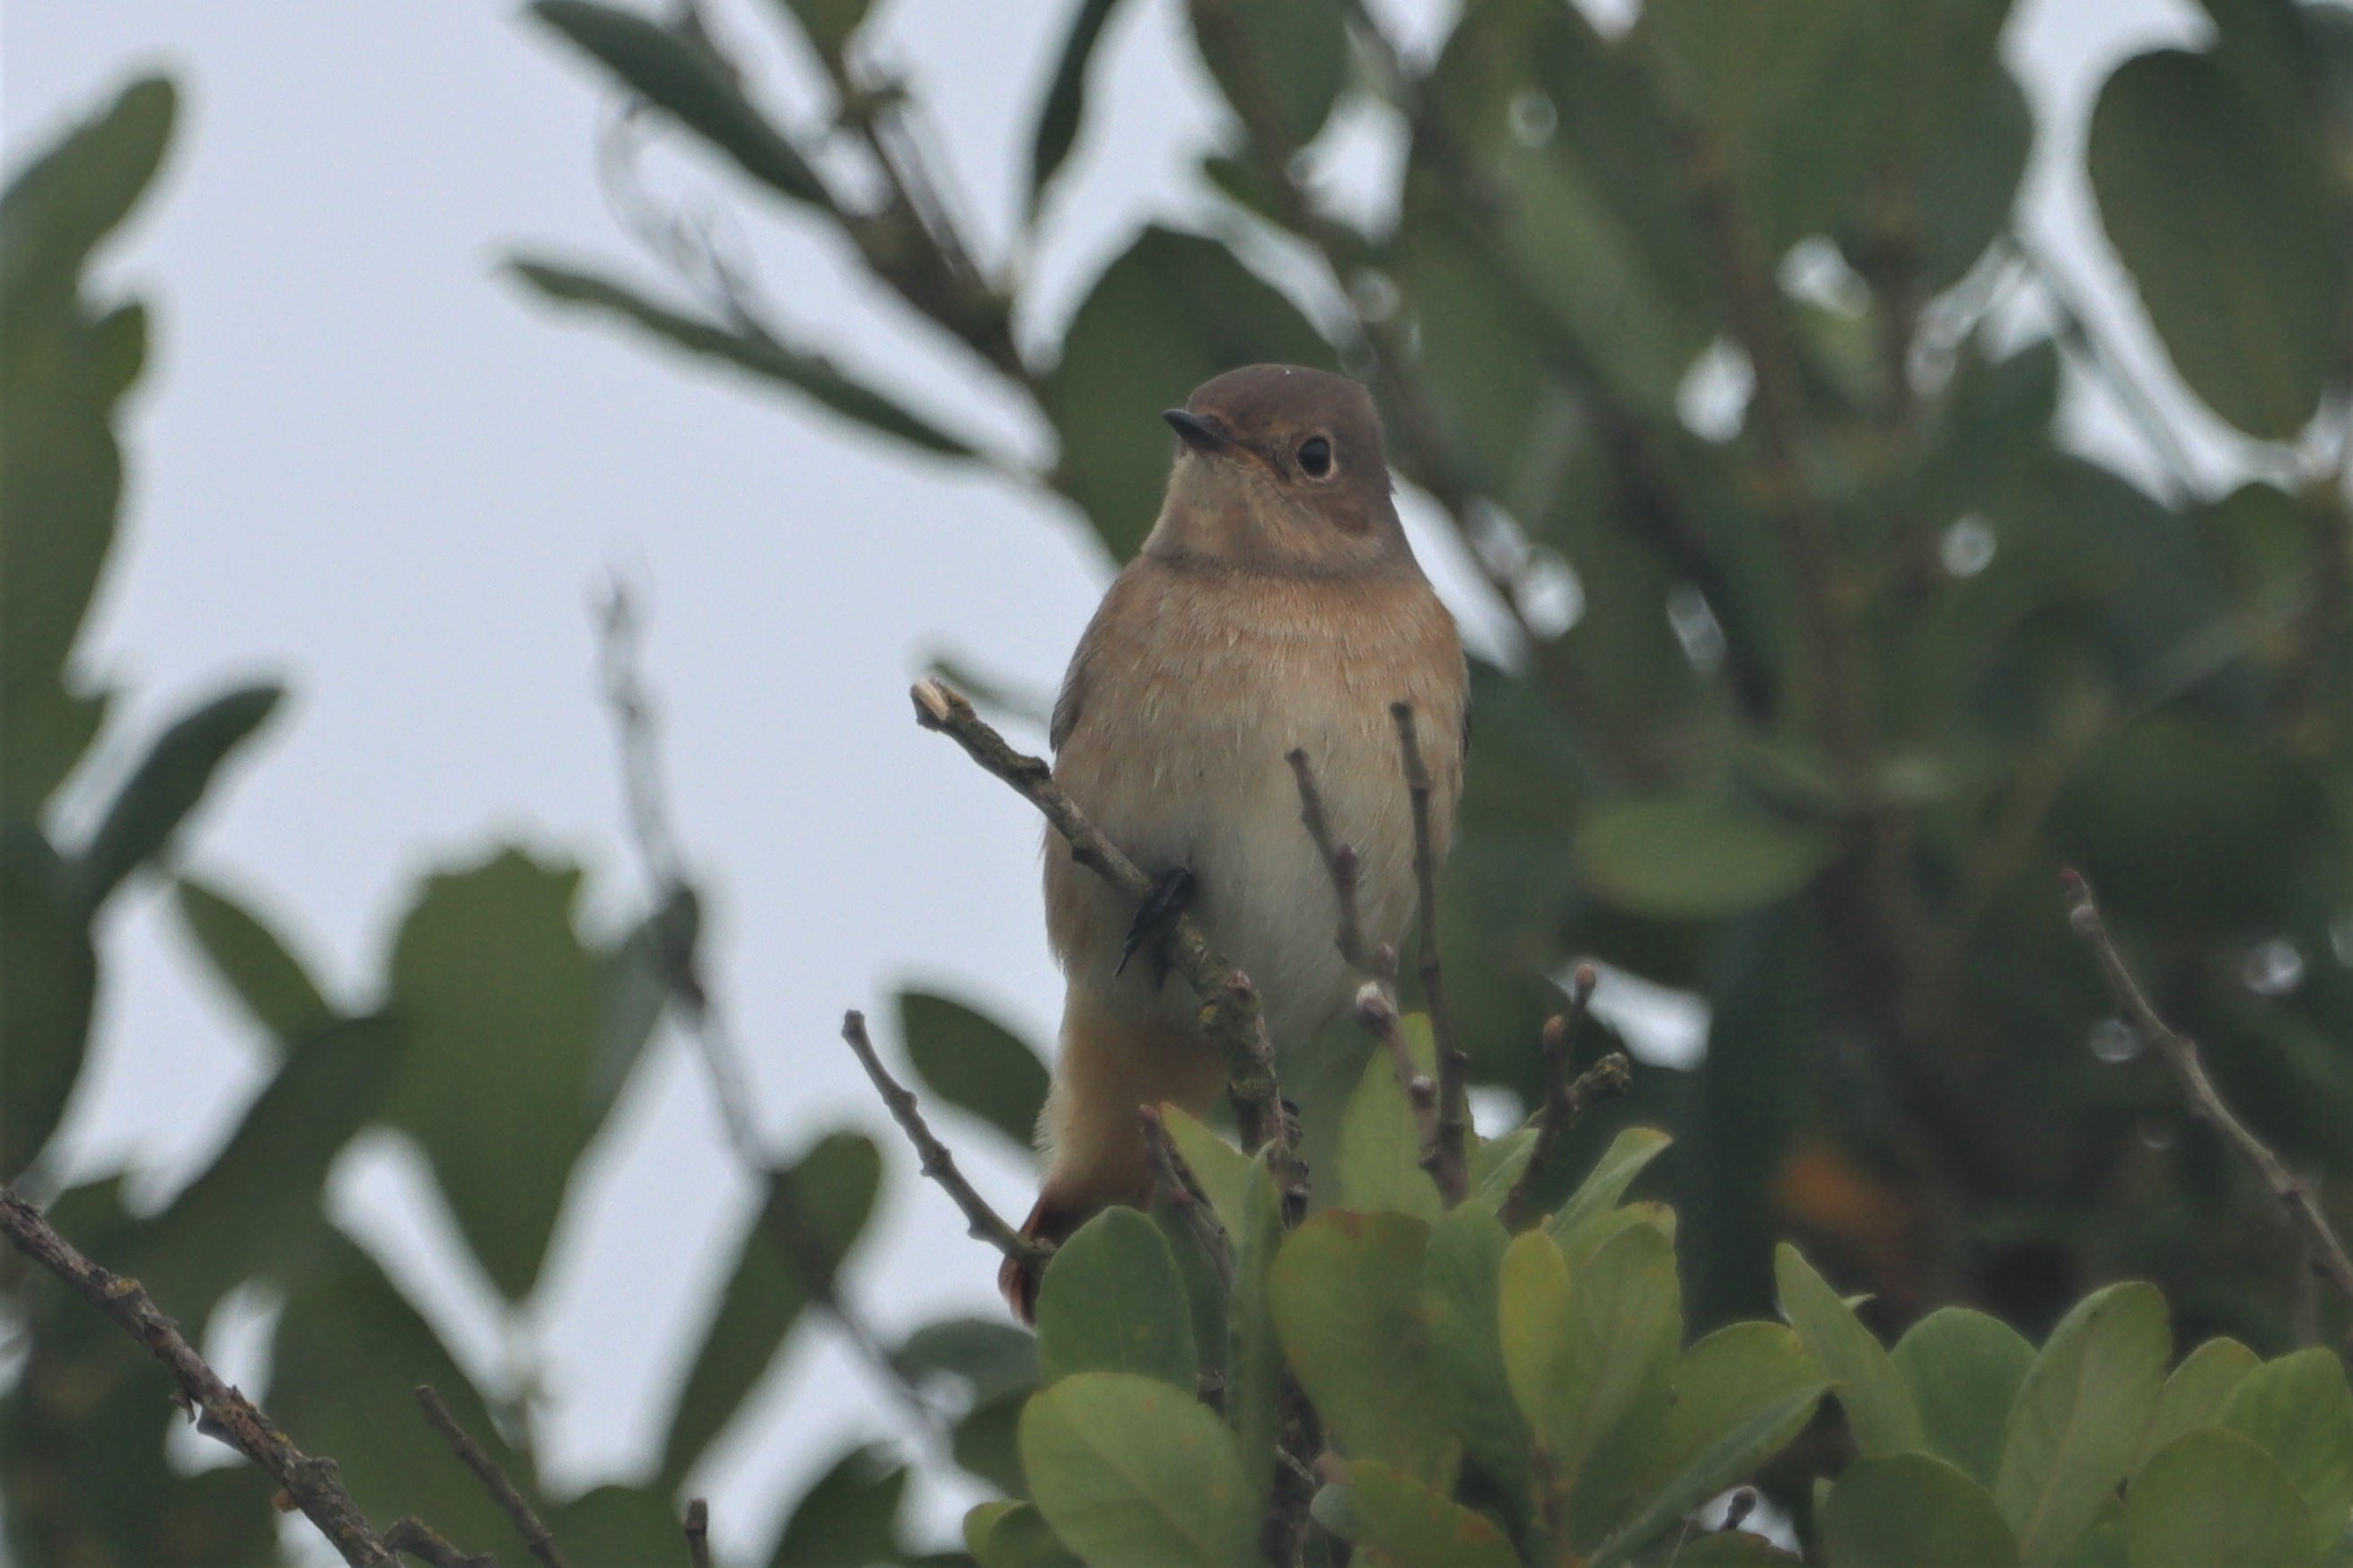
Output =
[
  {"x1": 1576, "y1": 792, "x2": 1837, "y2": 920},
  {"x1": 0, "y1": 827, "x2": 95, "y2": 1179},
  {"x1": 529, "y1": 2, "x2": 827, "y2": 206},
  {"x1": 1040, "y1": 225, "x2": 1330, "y2": 561},
  {"x1": 660, "y1": 1131, "x2": 882, "y2": 1485},
  {"x1": 1590, "y1": 1387, "x2": 1825, "y2": 1568},
  {"x1": 2220, "y1": 1348, "x2": 2353, "y2": 1555},
  {"x1": 1470, "y1": 1125, "x2": 1536, "y2": 1209},
  {"x1": 71, "y1": 683, "x2": 281, "y2": 912},
  {"x1": 171, "y1": 876, "x2": 334, "y2": 1044},
  {"x1": 1225, "y1": 1154, "x2": 1287, "y2": 1520},
  {"x1": 1158, "y1": 1102, "x2": 1251, "y2": 1232},
  {"x1": 1311, "y1": 1459, "x2": 1521, "y2": 1568},
  {"x1": 897, "y1": 988, "x2": 1050, "y2": 1153},
  {"x1": 1558, "y1": 1200, "x2": 1677, "y2": 1273},
  {"x1": 1338, "y1": 1018, "x2": 1443, "y2": 1218},
  {"x1": 1026, "y1": 0, "x2": 1123, "y2": 218},
  {"x1": 1184, "y1": 0, "x2": 1348, "y2": 153},
  {"x1": 383, "y1": 846, "x2": 603, "y2": 1301},
  {"x1": 1502, "y1": 1223, "x2": 1681, "y2": 1490},
  {"x1": 508, "y1": 259, "x2": 977, "y2": 457},
  {"x1": 970, "y1": 1500, "x2": 1086, "y2": 1568},
  {"x1": 1893, "y1": 1308, "x2": 2036, "y2": 1487},
  {"x1": 546, "y1": 1485, "x2": 693, "y2": 1568},
  {"x1": 2127, "y1": 1428, "x2": 2321, "y2": 1568},
  {"x1": 769, "y1": 1443, "x2": 908, "y2": 1568},
  {"x1": 1549, "y1": 1126, "x2": 1673, "y2": 1242},
  {"x1": 1269, "y1": 1210, "x2": 1454, "y2": 1481},
  {"x1": 1035, "y1": 1205, "x2": 1197, "y2": 1390},
  {"x1": 1018, "y1": 1371, "x2": 1260, "y2": 1568},
  {"x1": 2089, "y1": 47, "x2": 2347, "y2": 439},
  {"x1": 1418, "y1": 1202, "x2": 1531, "y2": 1498},
  {"x1": 1822, "y1": 1452, "x2": 2020, "y2": 1568},
  {"x1": 2135, "y1": 1336, "x2": 2259, "y2": 1475},
  {"x1": 1775, "y1": 1243, "x2": 1924, "y2": 1457},
  {"x1": 1992, "y1": 1282, "x2": 2169, "y2": 1567}
]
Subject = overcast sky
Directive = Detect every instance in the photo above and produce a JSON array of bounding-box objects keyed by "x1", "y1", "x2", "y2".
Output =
[{"x1": 4, "y1": 0, "x2": 2240, "y2": 1560}]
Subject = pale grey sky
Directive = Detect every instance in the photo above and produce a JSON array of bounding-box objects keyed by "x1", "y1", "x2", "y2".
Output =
[{"x1": 4, "y1": 0, "x2": 2238, "y2": 1560}]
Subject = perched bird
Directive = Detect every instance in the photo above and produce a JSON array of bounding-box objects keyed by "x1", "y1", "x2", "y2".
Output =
[{"x1": 1004, "y1": 364, "x2": 1468, "y2": 1319}]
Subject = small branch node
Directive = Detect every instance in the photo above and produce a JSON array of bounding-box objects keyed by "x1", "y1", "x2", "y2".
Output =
[{"x1": 683, "y1": 1499, "x2": 712, "y2": 1568}]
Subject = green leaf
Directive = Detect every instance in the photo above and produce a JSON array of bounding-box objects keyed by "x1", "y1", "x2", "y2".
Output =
[
  {"x1": 1470, "y1": 1125, "x2": 1537, "y2": 1210},
  {"x1": 1991, "y1": 1282, "x2": 2169, "y2": 1567},
  {"x1": 1018, "y1": 1371, "x2": 1260, "y2": 1568},
  {"x1": 2135, "y1": 1336, "x2": 2259, "y2": 1475},
  {"x1": 0, "y1": 75, "x2": 177, "y2": 301},
  {"x1": 1311, "y1": 1459, "x2": 1521, "y2": 1568},
  {"x1": 2088, "y1": 47, "x2": 2347, "y2": 439},
  {"x1": 1501, "y1": 1223, "x2": 1681, "y2": 1493},
  {"x1": 777, "y1": 0, "x2": 874, "y2": 58},
  {"x1": 2127, "y1": 1428, "x2": 2321, "y2": 1568},
  {"x1": 1576, "y1": 1321, "x2": 1823, "y2": 1556},
  {"x1": 2221, "y1": 1348, "x2": 2353, "y2": 1555},
  {"x1": 1269, "y1": 1210, "x2": 1455, "y2": 1481},
  {"x1": 546, "y1": 1485, "x2": 694, "y2": 1568},
  {"x1": 956, "y1": 1389, "x2": 1032, "y2": 1497},
  {"x1": 1026, "y1": 0, "x2": 1123, "y2": 219},
  {"x1": 970, "y1": 1501, "x2": 1086, "y2": 1567},
  {"x1": 897, "y1": 989, "x2": 1049, "y2": 1153},
  {"x1": 383, "y1": 846, "x2": 604, "y2": 1300},
  {"x1": 1418, "y1": 1203, "x2": 1531, "y2": 1500},
  {"x1": 1558, "y1": 1200, "x2": 1677, "y2": 1274},
  {"x1": 1040, "y1": 226, "x2": 1330, "y2": 561},
  {"x1": 1822, "y1": 1452, "x2": 2021, "y2": 1568},
  {"x1": 661, "y1": 1131, "x2": 882, "y2": 1485},
  {"x1": 1225, "y1": 1154, "x2": 1288, "y2": 1521},
  {"x1": 1576, "y1": 792, "x2": 1837, "y2": 920},
  {"x1": 769, "y1": 1443, "x2": 908, "y2": 1568},
  {"x1": 71, "y1": 684, "x2": 282, "y2": 911},
  {"x1": 529, "y1": 1, "x2": 827, "y2": 206},
  {"x1": 1893, "y1": 1308, "x2": 2037, "y2": 1488},
  {"x1": 1338, "y1": 1019, "x2": 1442, "y2": 1218},
  {"x1": 0, "y1": 827, "x2": 95, "y2": 1178},
  {"x1": 896, "y1": 1315, "x2": 1040, "y2": 1409},
  {"x1": 1158, "y1": 1103, "x2": 1251, "y2": 1232},
  {"x1": 271, "y1": 1237, "x2": 536, "y2": 1555},
  {"x1": 1184, "y1": 0, "x2": 1348, "y2": 153},
  {"x1": 1549, "y1": 1126, "x2": 1674, "y2": 1242},
  {"x1": 507, "y1": 258, "x2": 977, "y2": 457},
  {"x1": 593, "y1": 887, "x2": 694, "y2": 1120},
  {"x1": 171, "y1": 876, "x2": 334, "y2": 1044},
  {"x1": 1035, "y1": 1206, "x2": 1197, "y2": 1390},
  {"x1": 1774, "y1": 1243, "x2": 1924, "y2": 1457}
]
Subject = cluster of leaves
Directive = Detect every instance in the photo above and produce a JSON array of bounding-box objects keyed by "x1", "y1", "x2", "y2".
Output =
[
  {"x1": 520, "y1": 0, "x2": 2353, "y2": 1350},
  {"x1": 0, "y1": 75, "x2": 1019, "y2": 1568}
]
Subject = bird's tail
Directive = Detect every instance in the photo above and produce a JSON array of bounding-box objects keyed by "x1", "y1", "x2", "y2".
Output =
[{"x1": 999, "y1": 1196, "x2": 1084, "y2": 1325}]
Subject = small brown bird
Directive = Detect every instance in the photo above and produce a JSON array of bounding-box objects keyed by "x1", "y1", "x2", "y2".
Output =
[{"x1": 1004, "y1": 364, "x2": 1468, "y2": 1318}]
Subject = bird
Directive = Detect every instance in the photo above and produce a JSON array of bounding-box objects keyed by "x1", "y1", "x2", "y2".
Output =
[{"x1": 1003, "y1": 363, "x2": 1468, "y2": 1320}]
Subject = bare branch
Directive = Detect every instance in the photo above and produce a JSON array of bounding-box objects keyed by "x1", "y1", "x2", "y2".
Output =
[
  {"x1": 1501, "y1": 967, "x2": 1635, "y2": 1231},
  {"x1": 1286, "y1": 748, "x2": 1371, "y2": 973},
  {"x1": 415, "y1": 1385, "x2": 569, "y2": 1568},
  {"x1": 683, "y1": 1499, "x2": 712, "y2": 1568},
  {"x1": 910, "y1": 679, "x2": 1297, "y2": 1183},
  {"x1": 1391, "y1": 703, "x2": 1469, "y2": 1207},
  {"x1": 384, "y1": 1518, "x2": 493, "y2": 1568},
  {"x1": 1141, "y1": 1106, "x2": 1234, "y2": 1292},
  {"x1": 0, "y1": 1187, "x2": 408, "y2": 1568},
  {"x1": 2062, "y1": 871, "x2": 2353, "y2": 1325},
  {"x1": 841, "y1": 1009, "x2": 1050, "y2": 1281}
]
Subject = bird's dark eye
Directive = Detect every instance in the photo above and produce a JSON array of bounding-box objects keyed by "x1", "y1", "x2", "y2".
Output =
[{"x1": 1298, "y1": 435, "x2": 1333, "y2": 478}]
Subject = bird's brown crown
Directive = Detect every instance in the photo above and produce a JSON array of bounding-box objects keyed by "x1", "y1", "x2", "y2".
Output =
[{"x1": 1147, "y1": 364, "x2": 1409, "y2": 573}]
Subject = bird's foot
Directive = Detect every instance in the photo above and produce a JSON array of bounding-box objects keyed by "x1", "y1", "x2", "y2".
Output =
[{"x1": 1115, "y1": 866, "x2": 1196, "y2": 979}]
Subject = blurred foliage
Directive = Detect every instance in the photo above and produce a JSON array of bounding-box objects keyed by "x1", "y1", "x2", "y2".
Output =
[{"x1": 7, "y1": 0, "x2": 2353, "y2": 1560}]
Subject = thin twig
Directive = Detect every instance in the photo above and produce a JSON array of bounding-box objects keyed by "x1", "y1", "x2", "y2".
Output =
[
  {"x1": 2061, "y1": 871, "x2": 2353, "y2": 1326},
  {"x1": 682, "y1": 1499, "x2": 712, "y2": 1568},
  {"x1": 415, "y1": 1385, "x2": 570, "y2": 1568},
  {"x1": 0, "y1": 1187, "x2": 408, "y2": 1568},
  {"x1": 384, "y1": 1519, "x2": 493, "y2": 1568},
  {"x1": 1356, "y1": 982, "x2": 1444, "y2": 1185},
  {"x1": 1500, "y1": 966, "x2": 1633, "y2": 1230},
  {"x1": 910, "y1": 679, "x2": 1297, "y2": 1187},
  {"x1": 1286, "y1": 748, "x2": 1371, "y2": 973},
  {"x1": 841, "y1": 1009, "x2": 1050, "y2": 1279},
  {"x1": 1392, "y1": 703, "x2": 1468, "y2": 1206},
  {"x1": 1140, "y1": 1106, "x2": 1234, "y2": 1291}
]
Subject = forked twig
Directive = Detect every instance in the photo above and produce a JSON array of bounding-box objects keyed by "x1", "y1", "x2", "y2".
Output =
[
  {"x1": 1392, "y1": 703, "x2": 1470, "y2": 1205},
  {"x1": 1500, "y1": 967, "x2": 1633, "y2": 1230},
  {"x1": 416, "y1": 1384, "x2": 570, "y2": 1568},
  {"x1": 2062, "y1": 871, "x2": 2353, "y2": 1322}
]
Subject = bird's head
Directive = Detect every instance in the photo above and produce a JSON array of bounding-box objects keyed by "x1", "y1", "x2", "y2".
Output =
[{"x1": 1144, "y1": 364, "x2": 1411, "y2": 575}]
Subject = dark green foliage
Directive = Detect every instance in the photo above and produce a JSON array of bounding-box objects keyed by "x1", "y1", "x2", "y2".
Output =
[{"x1": 898, "y1": 988, "x2": 1051, "y2": 1153}]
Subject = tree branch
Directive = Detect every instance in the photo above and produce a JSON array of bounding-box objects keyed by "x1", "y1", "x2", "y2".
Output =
[
  {"x1": 2062, "y1": 871, "x2": 2353, "y2": 1325},
  {"x1": 683, "y1": 1499, "x2": 712, "y2": 1568},
  {"x1": 1392, "y1": 703, "x2": 1469, "y2": 1207},
  {"x1": 0, "y1": 1187, "x2": 413, "y2": 1568},
  {"x1": 1286, "y1": 747, "x2": 1372, "y2": 975},
  {"x1": 1499, "y1": 968, "x2": 1634, "y2": 1231},
  {"x1": 841, "y1": 1009, "x2": 1050, "y2": 1281},
  {"x1": 383, "y1": 1519, "x2": 492, "y2": 1568},
  {"x1": 909, "y1": 679, "x2": 1298, "y2": 1190},
  {"x1": 1140, "y1": 1106, "x2": 1234, "y2": 1292},
  {"x1": 415, "y1": 1385, "x2": 570, "y2": 1568},
  {"x1": 1355, "y1": 981, "x2": 1446, "y2": 1187}
]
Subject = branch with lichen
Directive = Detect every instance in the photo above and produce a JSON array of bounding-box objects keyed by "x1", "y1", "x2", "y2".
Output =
[{"x1": 2062, "y1": 871, "x2": 2353, "y2": 1326}]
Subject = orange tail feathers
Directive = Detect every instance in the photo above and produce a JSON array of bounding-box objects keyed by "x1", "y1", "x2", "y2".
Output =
[{"x1": 1000, "y1": 1195, "x2": 1088, "y2": 1325}]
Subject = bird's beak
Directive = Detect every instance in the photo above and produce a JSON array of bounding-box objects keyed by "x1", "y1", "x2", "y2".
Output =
[{"x1": 1163, "y1": 408, "x2": 1231, "y2": 454}]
